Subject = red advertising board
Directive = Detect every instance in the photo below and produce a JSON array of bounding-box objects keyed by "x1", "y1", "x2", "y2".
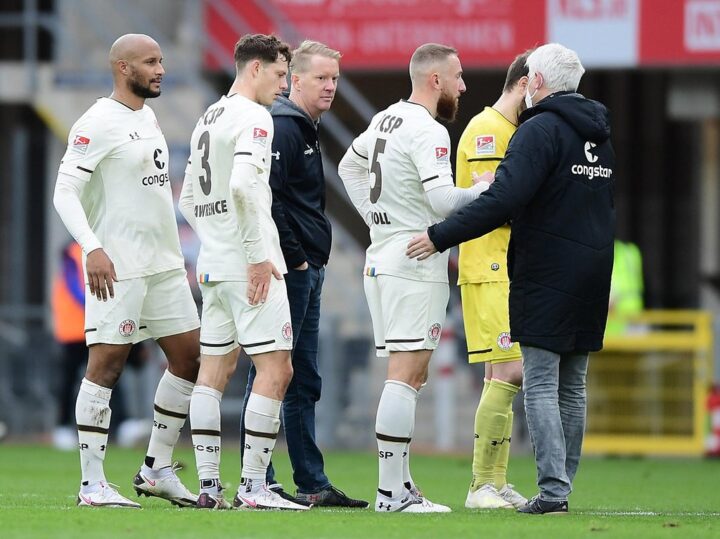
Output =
[
  {"x1": 641, "y1": 0, "x2": 720, "y2": 65},
  {"x1": 204, "y1": 0, "x2": 720, "y2": 69},
  {"x1": 205, "y1": 0, "x2": 546, "y2": 70}
]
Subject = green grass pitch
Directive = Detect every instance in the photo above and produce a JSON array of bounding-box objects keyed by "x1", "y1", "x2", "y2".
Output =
[{"x1": 1, "y1": 445, "x2": 718, "y2": 538}]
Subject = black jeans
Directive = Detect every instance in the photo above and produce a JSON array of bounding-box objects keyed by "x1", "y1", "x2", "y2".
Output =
[{"x1": 241, "y1": 265, "x2": 330, "y2": 493}]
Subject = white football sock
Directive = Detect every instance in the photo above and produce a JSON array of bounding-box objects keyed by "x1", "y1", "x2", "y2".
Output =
[
  {"x1": 241, "y1": 392, "x2": 281, "y2": 482},
  {"x1": 190, "y1": 385, "x2": 222, "y2": 483},
  {"x1": 145, "y1": 370, "x2": 194, "y2": 471},
  {"x1": 76, "y1": 378, "x2": 112, "y2": 488},
  {"x1": 376, "y1": 380, "x2": 417, "y2": 499}
]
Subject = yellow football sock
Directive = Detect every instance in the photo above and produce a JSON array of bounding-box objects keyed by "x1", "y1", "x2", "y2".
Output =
[
  {"x1": 494, "y1": 410, "x2": 514, "y2": 489},
  {"x1": 470, "y1": 379, "x2": 519, "y2": 491}
]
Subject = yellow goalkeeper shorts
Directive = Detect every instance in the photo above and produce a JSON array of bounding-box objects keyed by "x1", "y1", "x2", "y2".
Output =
[{"x1": 460, "y1": 282, "x2": 521, "y2": 364}]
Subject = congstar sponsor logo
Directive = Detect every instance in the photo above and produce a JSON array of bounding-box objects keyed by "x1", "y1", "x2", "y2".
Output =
[{"x1": 571, "y1": 140, "x2": 612, "y2": 180}]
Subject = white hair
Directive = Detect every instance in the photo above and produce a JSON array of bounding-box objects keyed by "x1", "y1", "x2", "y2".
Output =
[{"x1": 526, "y1": 43, "x2": 584, "y2": 92}]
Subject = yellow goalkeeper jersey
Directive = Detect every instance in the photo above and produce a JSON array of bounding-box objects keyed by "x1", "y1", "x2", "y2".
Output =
[{"x1": 457, "y1": 106, "x2": 517, "y2": 284}]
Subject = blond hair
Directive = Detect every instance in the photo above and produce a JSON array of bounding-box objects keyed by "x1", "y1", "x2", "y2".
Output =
[{"x1": 289, "y1": 40, "x2": 341, "y2": 74}]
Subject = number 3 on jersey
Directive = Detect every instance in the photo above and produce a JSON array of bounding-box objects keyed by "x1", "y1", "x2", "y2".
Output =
[
  {"x1": 198, "y1": 130, "x2": 212, "y2": 195},
  {"x1": 370, "y1": 138, "x2": 386, "y2": 203}
]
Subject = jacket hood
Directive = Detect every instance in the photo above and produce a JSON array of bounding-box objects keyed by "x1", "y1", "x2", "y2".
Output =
[
  {"x1": 521, "y1": 92, "x2": 610, "y2": 143},
  {"x1": 270, "y1": 94, "x2": 317, "y2": 129}
]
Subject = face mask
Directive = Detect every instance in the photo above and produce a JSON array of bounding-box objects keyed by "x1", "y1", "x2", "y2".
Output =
[{"x1": 525, "y1": 74, "x2": 538, "y2": 109}]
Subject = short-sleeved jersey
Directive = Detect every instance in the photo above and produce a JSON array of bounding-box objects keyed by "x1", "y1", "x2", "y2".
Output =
[
  {"x1": 456, "y1": 106, "x2": 516, "y2": 284},
  {"x1": 58, "y1": 98, "x2": 184, "y2": 281},
  {"x1": 351, "y1": 100, "x2": 455, "y2": 283},
  {"x1": 186, "y1": 94, "x2": 285, "y2": 282}
]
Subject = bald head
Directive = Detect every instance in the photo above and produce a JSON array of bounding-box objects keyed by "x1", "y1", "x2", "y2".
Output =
[
  {"x1": 108, "y1": 34, "x2": 164, "y2": 102},
  {"x1": 109, "y1": 34, "x2": 160, "y2": 68}
]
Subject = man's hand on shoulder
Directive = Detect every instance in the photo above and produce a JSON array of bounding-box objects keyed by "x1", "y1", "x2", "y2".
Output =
[
  {"x1": 406, "y1": 231, "x2": 437, "y2": 261},
  {"x1": 85, "y1": 248, "x2": 117, "y2": 301},
  {"x1": 247, "y1": 260, "x2": 283, "y2": 305}
]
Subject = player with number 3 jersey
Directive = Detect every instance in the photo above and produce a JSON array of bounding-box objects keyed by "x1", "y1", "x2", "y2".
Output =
[{"x1": 179, "y1": 34, "x2": 308, "y2": 512}]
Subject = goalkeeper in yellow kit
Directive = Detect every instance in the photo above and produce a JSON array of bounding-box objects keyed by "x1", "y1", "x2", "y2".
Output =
[{"x1": 458, "y1": 51, "x2": 532, "y2": 510}]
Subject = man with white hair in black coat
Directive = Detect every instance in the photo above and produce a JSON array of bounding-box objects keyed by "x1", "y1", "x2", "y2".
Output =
[{"x1": 407, "y1": 43, "x2": 616, "y2": 515}]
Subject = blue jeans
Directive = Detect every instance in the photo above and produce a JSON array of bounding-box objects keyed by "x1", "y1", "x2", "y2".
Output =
[
  {"x1": 521, "y1": 345, "x2": 589, "y2": 502},
  {"x1": 241, "y1": 264, "x2": 330, "y2": 493}
]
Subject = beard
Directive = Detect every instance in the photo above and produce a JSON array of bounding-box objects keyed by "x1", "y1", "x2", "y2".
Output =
[
  {"x1": 128, "y1": 73, "x2": 161, "y2": 99},
  {"x1": 436, "y1": 89, "x2": 459, "y2": 122}
]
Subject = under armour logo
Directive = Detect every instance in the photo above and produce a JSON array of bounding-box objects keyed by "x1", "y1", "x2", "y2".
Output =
[
  {"x1": 262, "y1": 448, "x2": 270, "y2": 454},
  {"x1": 490, "y1": 436, "x2": 511, "y2": 446},
  {"x1": 271, "y1": 150, "x2": 280, "y2": 161},
  {"x1": 304, "y1": 144, "x2": 314, "y2": 156},
  {"x1": 129, "y1": 131, "x2": 140, "y2": 140},
  {"x1": 378, "y1": 502, "x2": 391, "y2": 511}
]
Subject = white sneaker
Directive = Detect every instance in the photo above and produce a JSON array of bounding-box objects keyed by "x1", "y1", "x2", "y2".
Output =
[
  {"x1": 232, "y1": 480, "x2": 311, "y2": 511},
  {"x1": 498, "y1": 483, "x2": 528, "y2": 509},
  {"x1": 375, "y1": 489, "x2": 452, "y2": 513},
  {"x1": 77, "y1": 482, "x2": 141, "y2": 508},
  {"x1": 133, "y1": 463, "x2": 197, "y2": 507},
  {"x1": 465, "y1": 483, "x2": 514, "y2": 509}
]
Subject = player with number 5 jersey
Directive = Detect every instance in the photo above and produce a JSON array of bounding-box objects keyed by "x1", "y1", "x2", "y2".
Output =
[{"x1": 338, "y1": 43, "x2": 490, "y2": 513}]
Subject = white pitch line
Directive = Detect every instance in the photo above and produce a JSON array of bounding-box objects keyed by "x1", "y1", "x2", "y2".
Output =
[{"x1": 580, "y1": 511, "x2": 720, "y2": 517}]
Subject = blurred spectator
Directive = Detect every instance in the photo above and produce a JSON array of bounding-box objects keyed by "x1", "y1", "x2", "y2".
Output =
[{"x1": 606, "y1": 239, "x2": 644, "y2": 335}]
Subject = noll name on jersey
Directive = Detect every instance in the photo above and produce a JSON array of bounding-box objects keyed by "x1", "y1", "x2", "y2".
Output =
[
  {"x1": 371, "y1": 211, "x2": 391, "y2": 224},
  {"x1": 194, "y1": 199, "x2": 228, "y2": 218}
]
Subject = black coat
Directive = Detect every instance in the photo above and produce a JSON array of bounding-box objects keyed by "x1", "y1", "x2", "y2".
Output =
[
  {"x1": 269, "y1": 95, "x2": 332, "y2": 269},
  {"x1": 429, "y1": 92, "x2": 616, "y2": 353}
]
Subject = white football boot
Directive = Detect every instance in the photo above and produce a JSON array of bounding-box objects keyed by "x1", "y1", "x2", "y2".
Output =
[
  {"x1": 498, "y1": 483, "x2": 528, "y2": 509},
  {"x1": 232, "y1": 479, "x2": 311, "y2": 511},
  {"x1": 465, "y1": 483, "x2": 514, "y2": 509},
  {"x1": 133, "y1": 463, "x2": 197, "y2": 507},
  {"x1": 77, "y1": 481, "x2": 141, "y2": 508},
  {"x1": 375, "y1": 489, "x2": 451, "y2": 513}
]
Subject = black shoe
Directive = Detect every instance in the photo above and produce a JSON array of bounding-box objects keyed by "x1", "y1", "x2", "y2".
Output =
[
  {"x1": 296, "y1": 485, "x2": 369, "y2": 508},
  {"x1": 267, "y1": 483, "x2": 313, "y2": 507},
  {"x1": 517, "y1": 495, "x2": 568, "y2": 515}
]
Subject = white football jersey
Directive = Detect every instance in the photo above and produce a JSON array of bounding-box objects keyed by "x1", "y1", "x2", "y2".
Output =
[
  {"x1": 350, "y1": 100, "x2": 454, "y2": 282},
  {"x1": 186, "y1": 94, "x2": 285, "y2": 282},
  {"x1": 58, "y1": 98, "x2": 184, "y2": 280}
]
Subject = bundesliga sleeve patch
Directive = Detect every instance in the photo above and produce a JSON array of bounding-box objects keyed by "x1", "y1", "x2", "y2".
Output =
[
  {"x1": 72, "y1": 135, "x2": 90, "y2": 155},
  {"x1": 253, "y1": 127, "x2": 268, "y2": 146},
  {"x1": 435, "y1": 147, "x2": 449, "y2": 164},
  {"x1": 475, "y1": 135, "x2": 496, "y2": 156}
]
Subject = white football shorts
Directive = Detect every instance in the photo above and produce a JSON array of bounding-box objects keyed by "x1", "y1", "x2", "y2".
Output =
[
  {"x1": 363, "y1": 274, "x2": 449, "y2": 358},
  {"x1": 199, "y1": 277, "x2": 292, "y2": 356},
  {"x1": 85, "y1": 268, "x2": 200, "y2": 346}
]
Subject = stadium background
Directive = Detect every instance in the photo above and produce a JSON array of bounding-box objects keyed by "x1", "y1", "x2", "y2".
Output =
[{"x1": 0, "y1": 0, "x2": 719, "y2": 460}]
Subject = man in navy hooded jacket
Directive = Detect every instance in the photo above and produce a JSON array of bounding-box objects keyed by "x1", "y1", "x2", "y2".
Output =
[
  {"x1": 407, "y1": 43, "x2": 615, "y2": 514},
  {"x1": 241, "y1": 40, "x2": 367, "y2": 508}
]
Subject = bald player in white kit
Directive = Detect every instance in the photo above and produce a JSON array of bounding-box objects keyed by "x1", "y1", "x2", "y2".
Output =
[
  {"x1": 53, "y1": 34, "x2": 200, "y2": 508},
  {"x1": 338, "y1": 43, "x2": 491, "y2": 513}
]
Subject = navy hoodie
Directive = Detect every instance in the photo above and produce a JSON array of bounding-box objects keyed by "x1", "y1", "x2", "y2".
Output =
[
  {"x1": 429, "y1": 92, "x2": 616, "y2": 353},
  {"x1": 269, "y1": 95, "x2": 332, "y2": 269}
]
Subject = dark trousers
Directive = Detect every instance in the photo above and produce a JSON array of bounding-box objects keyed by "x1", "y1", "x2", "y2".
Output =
[{"x1": 241, "y1": 264, "x2": 330, "y2": 493}]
